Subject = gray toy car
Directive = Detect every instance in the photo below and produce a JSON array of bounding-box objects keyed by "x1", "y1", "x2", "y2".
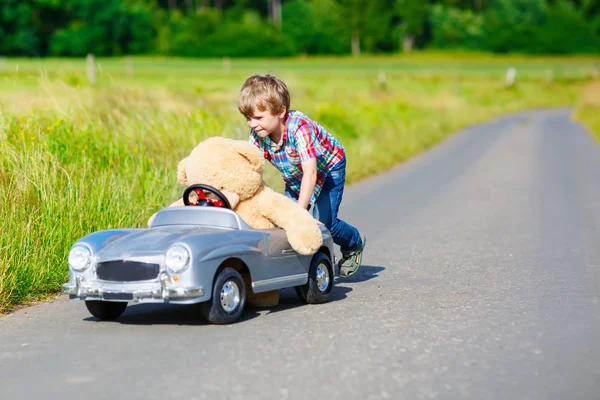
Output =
[{"x1": 62, "y1": 184, "x2": 337, "y2": 324}]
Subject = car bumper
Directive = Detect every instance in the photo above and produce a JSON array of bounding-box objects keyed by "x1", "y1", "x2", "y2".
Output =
[{"x1": 62, "y1": 272, "x2": 205, "y2": 303}]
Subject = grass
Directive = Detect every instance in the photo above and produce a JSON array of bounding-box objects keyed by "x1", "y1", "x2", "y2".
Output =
[
  {"x1": 574, "y1": 80, "x2": 600, "y2": 140},
  {"x1": 1, "y1": 52, "x2": 599, "y2": 313}
]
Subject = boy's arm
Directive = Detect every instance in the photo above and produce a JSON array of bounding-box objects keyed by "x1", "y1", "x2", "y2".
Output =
[
  {"x1": 294, "y1": 121, "x2": 321, "y2": 211},
  {"x1": 298, "y1": 157, "x2": 317, "y2": 210}
]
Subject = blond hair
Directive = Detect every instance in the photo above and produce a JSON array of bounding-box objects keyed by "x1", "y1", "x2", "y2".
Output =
[{"x1": 237, "y1": 73, "x2": 290, "y2": 118}]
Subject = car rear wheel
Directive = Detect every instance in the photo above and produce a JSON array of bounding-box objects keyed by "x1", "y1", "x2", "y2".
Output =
[
  {"x1": 85, "y1": 300, "x2": 128, "y2": 320},
  {"x1": 200, "y1": 267, "x2": 246, "y2": 324},
  {"x1": 295, "y1": 252, "x2": 334, "y2": 304}
]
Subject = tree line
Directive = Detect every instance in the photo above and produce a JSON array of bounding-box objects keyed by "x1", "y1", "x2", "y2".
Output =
[{"x1": 1, "y1": 0, "x2": 599, "y2": 57}]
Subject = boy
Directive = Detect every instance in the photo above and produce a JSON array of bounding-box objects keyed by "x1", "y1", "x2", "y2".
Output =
[{"x1": 237, "y1": 73, "x2": 366, "y2": 277}]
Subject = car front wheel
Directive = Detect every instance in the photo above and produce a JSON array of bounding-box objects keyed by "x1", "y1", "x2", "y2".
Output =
[
  {"x1": 296, "y1": 252, "x2": 334, "y2": 304},
  {"x1": 85, "y1": 300, "x2": 128, "y2": 320},
  {"x1": 200, "y1": 267, "x2": 246, "y2": 324}
]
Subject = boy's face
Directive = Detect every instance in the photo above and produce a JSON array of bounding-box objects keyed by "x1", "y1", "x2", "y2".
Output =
[{"x1": 246, "y1": 106, "x2": 286, "y2": 139}]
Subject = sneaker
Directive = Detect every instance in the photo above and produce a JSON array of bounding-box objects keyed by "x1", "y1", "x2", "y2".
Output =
[{"x1": 338, "y1": 233, "x2": 366, "y2": 277}]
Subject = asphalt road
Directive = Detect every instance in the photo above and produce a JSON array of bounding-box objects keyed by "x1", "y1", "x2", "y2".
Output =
[{"x1": 1, "y1": 109, "x2": 599, "y2": 400}]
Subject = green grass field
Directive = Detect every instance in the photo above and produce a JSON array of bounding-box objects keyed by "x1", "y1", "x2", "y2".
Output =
[{"x1": 1, "y1": 53, "x2": 599, "y2": 313}]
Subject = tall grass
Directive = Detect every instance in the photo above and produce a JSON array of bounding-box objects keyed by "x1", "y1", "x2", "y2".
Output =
[
  {"x1": 1, "y1": 55, "x2": 598, "y2": 312},
  {"x1": 574, "y1": 80, "x2": 600, "y2": 141}
]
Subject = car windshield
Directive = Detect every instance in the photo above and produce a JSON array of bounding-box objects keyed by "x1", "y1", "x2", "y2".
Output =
[{"x1": 150, "y1": 207, "x2": 243, "y2": 230}]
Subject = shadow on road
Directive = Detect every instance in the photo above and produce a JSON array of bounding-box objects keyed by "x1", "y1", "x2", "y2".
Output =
[
  {"x1": 83, "y1": 265, "x2": 383, "y2": 325},
  {"x1": 87, "y1": 286, "x2": 347, "y2": 325},
  {"x1": 256, "y1": 284, "x2": 353, "y2": 316},
  {"x1": 337, "y1": 264, "x2": 385, "y2": 284},
  {"x1": 84, "y1": 303, "x2": 243, "y2": 326}
]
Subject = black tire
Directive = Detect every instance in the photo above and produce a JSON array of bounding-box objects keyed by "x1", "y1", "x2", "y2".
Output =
[
  {"x1": 295, "y1": 252, "x2": 334, "y2": 304},
  {"x1": 200, "y1": 267, "x2": 246, "y2": 324},
  {"x1": 85, "y1": 300, "x2": 128, "y2": 320}
]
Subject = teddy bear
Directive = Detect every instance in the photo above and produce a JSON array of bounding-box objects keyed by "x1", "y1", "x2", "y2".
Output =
[{"x1": 149, "y1": 136, "x2": 323, "y2": 307}]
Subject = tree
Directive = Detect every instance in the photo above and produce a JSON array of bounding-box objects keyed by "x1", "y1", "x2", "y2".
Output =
[
  {"x1": 394, "y1": 0, "x2": 429, "y2": 52},
  {"x1": 335, "y1": 0, "x2": 363, "y2": 55},
  {"x1": 268, "y1": 0, "x2": 282, "y2": 26},
  {"x1": 482, "y1": 0, "x2": 549, "y2": 53},
  {"x1": 337, "y1": 0, "x2": 388, "y2": 56},
  {"x1": 532, "y1": 0, "x2": 600, "y2": 53},
  {"x1": 49, "y1": 0, "x2": 156, "y2": 56},
  {"x1": 282, "y1": 0, "x2": 314, "y2": 53},
  {"x1": 429, "y1": 4, "x2": 484, "y2": 49},
  {"x1": 0, "y1": 0, "x2": 40, "y2": 56},
  {"x1": 309, "y1": 0, "x2": 352, "y2": 54}
]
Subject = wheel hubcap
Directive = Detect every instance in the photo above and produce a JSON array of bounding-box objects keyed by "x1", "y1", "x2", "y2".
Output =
[
  {"x1": 316, "y1": 263, "x2": 330, "y2": 292},
  {"x1": 220, "y1": 280, "x2": 240, "y2": 312}
]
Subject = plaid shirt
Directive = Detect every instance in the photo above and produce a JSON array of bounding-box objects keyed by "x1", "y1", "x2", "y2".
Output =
[{"x1": 250, "y1": 110, "x2": 345, "y2": 206}]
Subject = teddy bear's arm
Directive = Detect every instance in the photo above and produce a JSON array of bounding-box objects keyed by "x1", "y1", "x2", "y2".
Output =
[
  {"x1": 258, "y1": 190, "x2": 302, "y2": 227},
  {"x1": 168, "y1": 198, "x2": 185, "y2": 208},
  {"x1": 258, "y1": 189, "x2": 322, "y2": 255}
]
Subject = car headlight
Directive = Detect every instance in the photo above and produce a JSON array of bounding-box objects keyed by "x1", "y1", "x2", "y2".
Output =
[
  {"x1": 68, "y1": 245, "x2": 92, "y2": 271},
  {"x1": 165, "y1": 244, "x2": 191, "y2": 273}
]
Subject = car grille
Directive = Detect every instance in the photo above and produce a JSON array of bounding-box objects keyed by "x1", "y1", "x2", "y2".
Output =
[{"x1": 96, "y1": 261, "x2": 160, "y2": 282}]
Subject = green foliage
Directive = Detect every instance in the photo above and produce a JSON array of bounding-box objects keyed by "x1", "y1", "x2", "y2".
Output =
[
  {"x1": 125, "y1": 2, "x2": 158, "y2": 54},
  {"x1": 0, "y1": 0, "x2": 40, "y2": 56},
  {"x1": 0, "y1": 1, "x2": 599, "y2": 62},
  {"x1": 272, "y1": 0, "x2": 354, "y2": 55},
  {"x1": 530, "y1": 0, "x2": 600, "y2": 54},
  {"x1": 156, "y1": 8, "x2": 221, "y2": 55},
  {"x1": 482, "y1": 0, "x2": 548, "y2": 53},
  {"x1": 335, "y1": 0, "x2": 394, "y2": 53},
  {"x1": 309, "y1": 0, "x2": 352, "y2": 54},
  {"x1": 313, "y1": 102, "x2": 359, "y2": 141},
  {"x1": 167, "y1": 10, "x2": 296, "y2": 57},
  {"x1": 429, "y1": 4, "x2": 484, "y2": 50},
  {"x1": 395, "y1": 0, "x2": 429, "y2": 37},
  {"x1": 361, "y1": 1, "x2": 395, "y2": 53},
  {"x1": 480, "y1": 0, "x2": 600, "y2": 54},
  {"x1": 282, "y1": 0, "x2": 315, "y2": 54},
  {"x1": 49, "y1": 0, "x2": 156, "y2": 56}
]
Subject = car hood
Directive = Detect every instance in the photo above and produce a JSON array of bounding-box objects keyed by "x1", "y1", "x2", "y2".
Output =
[{"x1": 95, "y1": 226, "x2": 230, "y2": 263}]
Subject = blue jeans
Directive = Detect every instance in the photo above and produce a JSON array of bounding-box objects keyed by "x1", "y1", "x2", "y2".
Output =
[{"x1": 284, "y1": 158, "x2": 361, "y2": 251}]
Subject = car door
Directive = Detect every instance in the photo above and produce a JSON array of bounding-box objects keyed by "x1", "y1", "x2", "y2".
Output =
[{"x1": 259, "y1": 228, "x2": 309, "y2": 278}]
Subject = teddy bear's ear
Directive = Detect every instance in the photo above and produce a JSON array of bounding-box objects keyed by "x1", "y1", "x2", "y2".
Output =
[
  {"x1": 177, "y1": 157, "x2": 188, "y2": 186},
  {"x1": 232, "y1": 141, "x2": 264, "y2": 172}
]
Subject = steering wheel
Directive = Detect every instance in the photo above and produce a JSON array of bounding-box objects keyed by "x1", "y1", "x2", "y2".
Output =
[{"x1": 182, "y1": 184, "x2": 232, "y2": 209}]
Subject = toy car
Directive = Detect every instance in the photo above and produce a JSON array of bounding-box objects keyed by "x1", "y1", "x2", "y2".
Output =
[{"x1": 62, "y1": 184, "x2": 337, "y2": 324}]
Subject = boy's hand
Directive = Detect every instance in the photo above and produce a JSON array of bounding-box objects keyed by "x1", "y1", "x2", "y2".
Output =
[{"x1": 314, "y1": 218, "x2": 324, "y2": 226}]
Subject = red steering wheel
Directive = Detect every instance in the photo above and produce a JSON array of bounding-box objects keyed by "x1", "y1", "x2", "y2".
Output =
[{"x1": 182, "y1": 184, "x2": 232, "y2": 209}]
